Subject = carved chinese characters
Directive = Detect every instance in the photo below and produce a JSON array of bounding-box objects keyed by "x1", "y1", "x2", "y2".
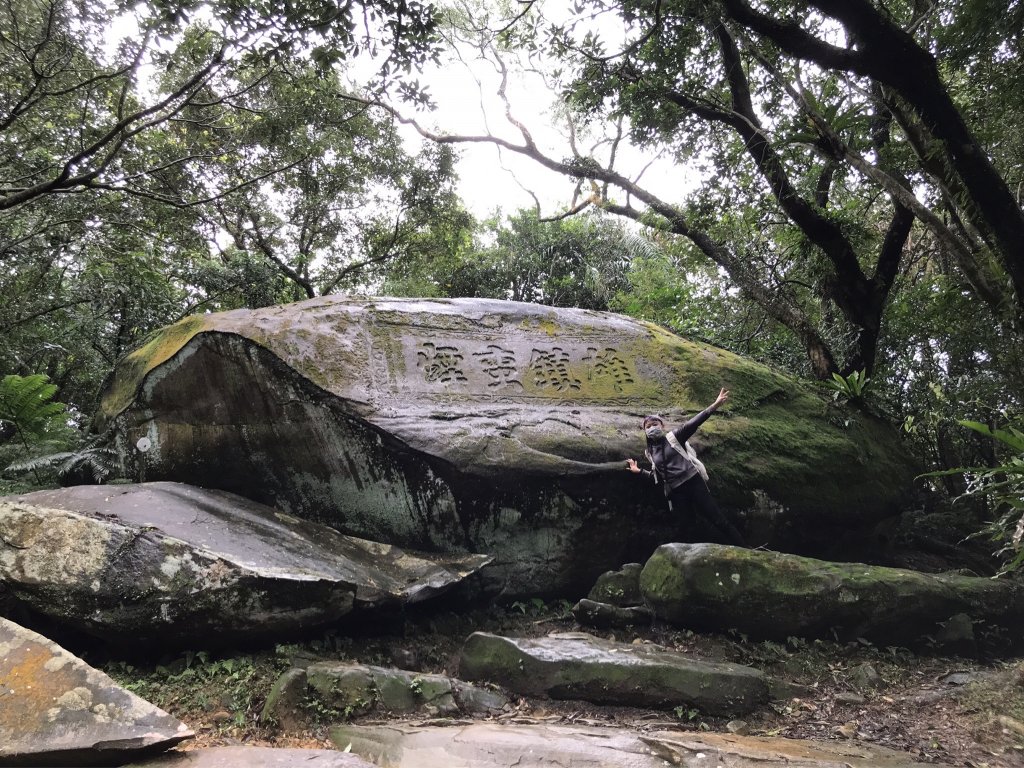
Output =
[{"x1": 409, "y1": 338, "x2": 634, "y2": 401}]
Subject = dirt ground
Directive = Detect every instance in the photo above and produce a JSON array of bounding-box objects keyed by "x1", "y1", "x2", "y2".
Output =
[{"x1": 101, "y1": 603, "x2": 1024, "y2": 767}]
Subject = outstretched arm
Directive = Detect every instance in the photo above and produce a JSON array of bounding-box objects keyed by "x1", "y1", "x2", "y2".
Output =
[{"x1": 674, "y1": 388, "x2": 730, "y2": 442}]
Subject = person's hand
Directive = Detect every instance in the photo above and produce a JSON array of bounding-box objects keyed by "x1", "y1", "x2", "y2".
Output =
[
  {"x1": 713, "y1": 387, "x2": 730, "y2": 409},
  {"x1": 626, "y1": 458, "x2": 641, "y2": 473}
]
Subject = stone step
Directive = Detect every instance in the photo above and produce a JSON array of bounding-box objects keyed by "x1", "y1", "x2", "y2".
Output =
[
  {"x1": 330, "y1": 722, "x2": 926, "y2": 767},
  {"x1": 459, "y1": 631, "x2": 767, "y2": 716}
]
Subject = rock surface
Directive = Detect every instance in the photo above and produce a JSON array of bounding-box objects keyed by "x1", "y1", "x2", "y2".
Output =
[
  {"x1": 302, "y1": 661, "x2": 508, "y2": 719},
  {"x1": 132, "y1": 746, "x2": 375, "y2": 767},
  {"x1": 0, "y1": 616, "x2": 192, "y2": 767},
  {"x1": 330, "y1": 722, "x2": 926, "y2": 767},
  {"x1": 571, "y1": 598, "x2": 653, "y2": 628},
  {"x1": 1, "y1": 483, "x2": 489, "y2": 643},
  {"x1": 95, "y1": 297, "x2": 916, "y2": 594},
  {"x1": 459, "y1": 631, "x2": 768, "y2": 716},
  {"x1": 587, "y1": 563, "x2": 644, "y2": 606},
  {"x1": 640, "y1": 543, "x2": 1024, "y2": 646}
]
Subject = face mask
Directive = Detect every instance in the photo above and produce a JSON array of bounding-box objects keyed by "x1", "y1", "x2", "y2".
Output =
[{"x1": 645, "y1": 426, "x2": 664, "y2": 440}]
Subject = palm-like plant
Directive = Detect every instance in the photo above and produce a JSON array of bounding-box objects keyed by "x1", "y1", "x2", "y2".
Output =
[{"x1": 922, "y1": 421, "x2": 1024, "y2": 574}]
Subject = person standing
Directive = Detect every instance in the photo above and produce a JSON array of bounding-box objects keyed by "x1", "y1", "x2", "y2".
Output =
[{"x1": 626, "y1": 388, "x2": 745, "y2": 545}]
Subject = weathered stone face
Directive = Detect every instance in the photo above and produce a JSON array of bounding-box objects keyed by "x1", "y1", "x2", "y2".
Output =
[
  {"x1": 96, "y1": 297, "x2": 918, "y2": 594},
  {"x1": 458, "y1": 631, "x2": 768, "y2": 716},
  {"x1": 133, "y1": 746, "x2": 377, "y2": 767},
  {"x1": 1, "y1": 483, "x2": 489, "y2": 644},
  {"x1": 0, "y1": 617, "x2": 192, "y2": 766},
  {"x1": 329, "y1": 723, "x2": 928, "y2": 768}
]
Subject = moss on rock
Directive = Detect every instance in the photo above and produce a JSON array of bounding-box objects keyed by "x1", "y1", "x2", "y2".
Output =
[
  {"x1": 95, "y1": 297, "x2": 919, "y2": 594},
  {"x1": 640, "y1": 543, "x2": 1024, "y2": 647},
  {"x1": 458, "y1": 631, "x2": 768, "y2": 716}
]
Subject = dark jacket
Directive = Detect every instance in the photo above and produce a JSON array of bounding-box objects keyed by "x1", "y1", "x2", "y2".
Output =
[{"x1": 642, "y1": 407, "x2": 715, "y2": 491}]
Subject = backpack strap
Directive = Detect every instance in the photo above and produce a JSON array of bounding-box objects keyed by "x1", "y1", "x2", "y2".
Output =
[{"x1": 665, "y1": 431, "x2": 709, "y2": 481}]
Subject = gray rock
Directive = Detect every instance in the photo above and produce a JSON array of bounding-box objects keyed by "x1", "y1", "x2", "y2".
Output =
[
  {"x1": 95, "y1": 297, "x2": 917, "y2": 594},
  {"x1": 726, "y1": 719, "x2": 750, "y2": 735},
  {"x1": 571, "y1": 599, "x2": 652, "y2": 628},
  {"x1": 330, "y1": 723, "x2": 929, "y2": 767},
  {"x1": 451, "y1": 680, "x2": 509, "y2": 715},
  {"x1": 848, "y1": 663, "x2": 883, "y2": 691},
  {"x1": 587, "y1": 563, "x2": 644, "y2": 606},
  {"x1": 1, "y1": 483, "x2": 489, "y2": 643},
  {"x1": 302, "y1": 662, "x2": 506, "y2": 719},
  {"x1": 330, "y1": 722, "x2": 677, "y2": 768},
  {"x1": 639, "y1": 543, "x2": 1024, "y2": 647},
  {"x1": 938, "y1": 670, "x2": 988, "y2": 686},
  {"x1": 0, "y1": 617, "x2": 193, "y2": 767},
  {"x1": 459, "y1": 631, "x2": 768, "y2": 716},
  {"x1": 132, "y1": 746, "x2": 375, "y2": 767},
  {"x1": 261, "y1": 668, "x2": 307, "y2": 730},
  {"x1": 933, "y1": 613, "x2": 978, "y2": 658}
]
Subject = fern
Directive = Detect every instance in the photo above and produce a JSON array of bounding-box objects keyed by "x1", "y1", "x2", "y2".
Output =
[
  {"x1": 0, "y1": 374, "x2": 67, "y2": 444},
  {"x1": 0, "y1": 373, "x2": 71, "y2": 484},
  {"x1": 7, "y1": 432, "x2": 122, "y2": 484}
]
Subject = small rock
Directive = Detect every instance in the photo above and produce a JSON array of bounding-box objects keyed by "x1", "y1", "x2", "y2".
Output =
[
  {"x1": 587, "y1": 563, "x2": 644, "y2": 607},
  {"x1": 210, "y1": 711, "x2": 233, "y2": 724},
  {"x1": 835, "y1": 722, "x2": 858, "y2": 739},
  {"x1": 933, "y1": 613, "x2": 978, "y2": 658},
  {"x1": 834, "y1": 692, "x2": 866, "y2": 705},
  {"x1": 725, "y1": 720, "x2": 749, "y2": 735},
  {"x1": 848, "y1": 663, "x2": 883, "y2": 691},
  {"x1": 939, "y1": 671, "x2": 985, "y2": 686}
]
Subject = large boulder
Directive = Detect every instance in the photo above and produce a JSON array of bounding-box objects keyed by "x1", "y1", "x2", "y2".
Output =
[
  {"x1": 459, "y1": 631, "x2": 768, "y2": 716},
  {"x1": 640, "y1": 543, "x2": 1024, "y2": 646},
  {"x1": 1, "y1": 483, "x2": 489, "y2": 644},
  {"x1": 0, "y1": 617, "x2": 192, "y2": 766},
  {"x1": 329, "y1": 723, "x2": 926, "y2": 767},
  {"x1": 95, "y1": 297, "x2": 916, "y2": 593}
]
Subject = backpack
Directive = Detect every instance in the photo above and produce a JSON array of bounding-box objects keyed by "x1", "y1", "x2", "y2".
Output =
[{"x1": 659, "y1": 431, "x2": 709, "y2": 482}]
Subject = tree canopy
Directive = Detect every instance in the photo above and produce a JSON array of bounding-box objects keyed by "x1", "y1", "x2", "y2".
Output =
[
  {"x1": 392, "y1": 0, "x2": 1023, "y2": 389},
  {"x1": 3, "y1": 0, "x2": 1024, "y2": 545}
]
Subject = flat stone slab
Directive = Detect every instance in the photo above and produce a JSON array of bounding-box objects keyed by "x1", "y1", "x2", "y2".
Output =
[
  {"x1": 330, "y1": 723, "x2": 926, "y2": 767},
  {"x1": 459, "y1": 631, "x2": 767, "y2": 716},
  {"x1": 639, "y1": 543, "x2": 1024, "y2": 646},
  {"x1": 643, "y1": 730, "x2": 925, "y2": 767},
  {"x1": 94, "y1": 296, "x2": 917, "y2": 594},
  {"x1": 572, "y1": 598, "x2": 653, "y2": 628},
  {"x1": 331, "y1": 723, "x2": 670, "y2": 767},
  {"x1": 132, "y1": 746, "x2": 375, "y2": 767},
  {"x1": 0, "y1": 616, "x2": 192, "y2": 767},
  {"x1": 1, "y1": 483, "x2": 489, "y2": 643},
  {"x1": 303, "y1": 662, "x2": 508, "y2": 720}
]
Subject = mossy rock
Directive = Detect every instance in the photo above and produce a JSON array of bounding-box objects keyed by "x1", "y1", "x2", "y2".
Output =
[
  {"x1": 587, "y1": 563, "x2": 644, "y2": 606},
  {"x1": 95, "y1": 297, "x2": 918, "y2": 595},
  {"x1": 639, "y1": 543, "x2": 1024, "y2": 648},
  {"x1": 303, "y1": 662, "x2": 503, "y2": 719},
  {"x1": 458, "y1": 631, "x2": 768, "y2": 716}
]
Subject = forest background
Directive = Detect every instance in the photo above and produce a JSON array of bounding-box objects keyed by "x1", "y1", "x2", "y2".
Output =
[{"x1": 2, "y1": 0, "x2": 1023, "y2": 567}]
